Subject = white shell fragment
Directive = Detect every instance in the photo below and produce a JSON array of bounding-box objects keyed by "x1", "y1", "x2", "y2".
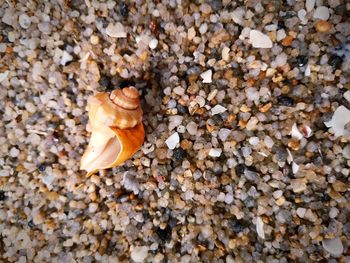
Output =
[
  {"x1": 106, "y1": 22, "x2": 127, "y2": 38},
  {"x1": 249, "y1": 30, "x2": 273, "y2": 48},
  {"x1": 256, "y1": 217, "x2": 265, "y2": 239},
  {"x1": 324, "y1": 106, "x2": 350, "y2": 137},
  {"x1": 200, "y1": 69, "x2": 212, "y2": 83},
  {"x1": 322, "y1": 238, "x2": 344, "y2": 256},
  {"x1": 165, "y1": 132, "x2": 180, "y2": 150},
  {"x1": 292, "y1": 162, "x2": 300, "y2": 174},
  {"x1": 211, "y1": 105, "x2": 227, "y2": 116},
  {"x1": 291, "y1": 123, "x2": 303, "y2": 140}
]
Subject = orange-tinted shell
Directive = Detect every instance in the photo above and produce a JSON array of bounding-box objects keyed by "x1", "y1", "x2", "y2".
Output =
[{"x1": 80, "y1": 87, "x2": 144, "y2": 176}]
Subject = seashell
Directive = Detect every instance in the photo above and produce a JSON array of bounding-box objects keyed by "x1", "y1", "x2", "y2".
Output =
[{"x1": 80, "y1": 87, "x2": 144, "y2": 176}]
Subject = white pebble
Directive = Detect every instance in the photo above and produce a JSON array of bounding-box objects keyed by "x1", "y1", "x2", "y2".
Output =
[
  {"x1": 0, "y1": 71, "x2": 9, "y2": 83},
  {"x1": 296, "y1": 207, "x2": 306, "y2": 218},
  {"x1": 224, "y1": 193, "x2": 233, "y2": 204},
  {"x1": 61, "y1": 51, "x2": 73, "y2": 66},
  {"x1": 298, "y1": 9, "x2": 308, "y2": 24},
  {"x1": 131, "y1": 246, "x2": 149, "y2": 262},
  {"x1": 256, "y1": 217, "x2": 265, "y2": 239},
  {"x1": 291, "y1": 123, "x2": 303, "y2": 140},
  {"x1": 165, "y1": 132, "x2": 180, "y2": 150},
  {"x1": 305, "y1": 64, "x2": 311, "y2": 76},
  {"x1": 322, "y1": 238, "x2": 344, "y2": 256},
  {"x1": 313, "y1": 6, "x2": 330, "y2": 20},
  {"x1": 10, "y1": 147, "x2": 20, "y2": 157},
  {"x1": 249, "y1": 137, "x2": 260, "y2": 146},
  {"x1": 264, "y1": 136, "x2": 274, "y2": 148},
  {"x1": 221, "y1": 46, "x2": 230, "y2": 61},
  {"x1": 200, "y1": 69, "x2": 212, "y2": 83},
  {"x1": 173, "y1": 86, "x2": 185, "y2": 96},
  {"x1": 211, "y1": 105, "x2": 227, "y2": 115},
  {"x1": 106, "y1": 22, "x2": 127, "y2": 38},
  {"x1": 249, "y1": 30, "x2": 273, "y2": 49},
  {"x1": 208, "y1": 148, "x2": 222, "y2": 157},
  {"x1": 219, "y1": 128, "x2": 231, "y2": 141},
  {"x1": 149, "y1": 38, "x2": 158, "y2": 49},
  {"x1": 305, "y1": 0, "x2": 315, "y2": 12},
  {"x1": 88, "y1": 203, "x2": 98, "y2": 213},
  {"x1": 276, "y1": 29, "x2": 286, "y2": 42},
  {"x1": 186, "y1": 121, "x2": 198, "y2": 136},
  {"x1": 25, "y1": 102, "x2": 36, "y2": 113},
  {"x1": 19, "y1": 13, "x2": 31, "y2": 29}
]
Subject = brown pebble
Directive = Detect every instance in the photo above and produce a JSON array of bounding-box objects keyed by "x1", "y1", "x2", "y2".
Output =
[
  {"x1": 259, "y1": 102, "x2": 272, "y2": 113},
  {"x1": 288, "y1": 139, "x2": 300, "y2": 151},
  {"x1": 281, "y1": 35, "x2": 294, "y2": 46},
  {"x1": 332, "y1": 180, "x2": 347, "y2": 192},
  {"x1": 180, "y1": 139, "x2": 193, "y2": 150},
  {"x1": 315, "y1": 20, "x2": 332, "y2": 33}
]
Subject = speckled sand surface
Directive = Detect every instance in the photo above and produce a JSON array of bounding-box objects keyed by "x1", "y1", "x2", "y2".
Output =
[{"x1": 1, "y1": 1, "x2": 350, "y2": 262}]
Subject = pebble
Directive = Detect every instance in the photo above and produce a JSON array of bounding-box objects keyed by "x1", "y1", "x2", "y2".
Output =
[
  {"x1": 0, "y1": 71, "x2": 9, "y2": 83},
  {"x1": 305, "y1": 0, "x2": 315, "y2": 12},
  {"x1": 200, "y1": 69, "x2": 212, "y2": 83},
  {"x1": 296, "y1": 207, "x2": 306, "y2": 218},
  {"x1": 187, "y1": 27, "x2": 196, "y2": 40},
  {"x1": 186, "y1": 122, "x2": 198, "y2": 136},
  {"x1": 328, "y1": 55, "x2": 343, "y2": 69},
  {"x1": 313, "y1": 6, "x2": 330, "y2": 20},
  {"x1": 18, "y1": 13, "x2": 31, "y2": 29},
  {"x1": 322, "y1": 238, "x2": 344, "y2": 256},
  {"x1": 211, "y1": 105, "x2": 227, "y2": 115},
  {"x1": 90, "y1": 35, "x2": 99, "y2": 45},
  {"x1": 218, "y1": 128, "x2": 231, "y2": 141},
  {"x1": 88, "y1": 203, "x2": 98, "y2": 213},
  {"x1": 298, "y1": 9, "x2": 307, "y2": 25},
  {"x1": 10, "y1": 147, "x2": 20, "y2": 157},
  {"x1": 290, "y1": 179, "x2": 307, "y2": 193},
  {"x1": 61, "y1": 51, "x2": 73, "y2": 66},
  {"x1": 249, "y1": 30, "x2": 273, "y2": 48},
  {"x1": 149, "y1": 38, "x2": 158, "y2": 49},
  {"x1": 106, "y1": 22, "x2": 127, "y2": 38},
  {"x1": 208, "y1": 148, "x2": 222, "y2": 157},
  {"x1": 221, "y1": 46, "x2": 230, "y2": 61},
  {"x1": 256, "y1": 217, "x2": 265, "y2": 239},
  {"x1": 131, "y1": 246, "x2": 149, "y2": 262},
  {"x1": 165, "y1": 132, "x2": 180, "y2": 150},
  {"x1": 315, "y1": 20, "x2": 332, "y2": 33}
]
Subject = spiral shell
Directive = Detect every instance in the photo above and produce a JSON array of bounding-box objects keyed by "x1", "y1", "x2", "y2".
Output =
[{"x1": 80, "y1": 87, "x2": 144, "y2": 176}]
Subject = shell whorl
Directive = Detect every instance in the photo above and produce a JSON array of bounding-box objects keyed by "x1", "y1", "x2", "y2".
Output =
[{"x1": 110, "y1": 87, "x2": 140, "y2": 110}]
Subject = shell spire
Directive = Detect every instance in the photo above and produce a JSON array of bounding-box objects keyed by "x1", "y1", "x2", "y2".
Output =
[{"x1": 80, "y1": 86, "x2": 144, "y2": 176}]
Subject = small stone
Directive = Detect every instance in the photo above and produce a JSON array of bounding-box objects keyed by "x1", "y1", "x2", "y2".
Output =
[
  {"x1": 131, "y1": 246, "x2": 149, "y2": 262},
  {"x1": 149, "y1": 38, "x2": 158, "y2": 49},
  {"x1": 186, "y1": 121, "x2": 198, "y2": 136},
  {"x1": 278, "y1": 96, "x2": 294, "y2": 106},
  {"x1": 281, "y1": 35, "x2": 294, "y2": 46},
  {"x1": 256, "y1": 217, "x2": 265, "y2": 239},
  {"x1": 61, "y1": 51, "x2": 73, "y2": 66},
  {"x1": 322, "y1": 238, "x2": 344, "y2": 256},
  {"x1": 328, "y1": 55, "x2": 343, "y2": 69},
  {"x1": 0, "y1": 71, "x2": 9, "y2": 83},
  {"x1": 25, "y1": 102, "x2": 36, "y2": 113},
  {"x1": 315, "y1": 20, "x2": 332, "y2": 33},
  {"x1": 313, "y1": 6, "x2": 330, "y2": 20},
  {"x1": 249, "y1": 30, "x2": 273, "y2": 48},
  {"x1": 187, "y1": 27, "x2": 196, "y2": 40},
  {"x1": 0, "y1": 191, "x2": 6, "y2": 201},
  {"x1": 221, "y1": 46, "x2": 230, "y2": 61},
  {"x1": 211, "y1": 105, "x2": 227, "y2": 115},
  {"x1": 218, "y1": 128, "x2": 231, "y2": 141},
  {"x1": 19, "y1": 13, "x2": 31, "y2": 29},
  {"x1": 90, "y1": 35, "x2": 99, "y2": 45},
  {"x1": 305, "y1": 0, "x2": 315, "y2": 12},
  {"x1": 9, "y1": 147, "x2": 20, "y2": 157},
  {"x1": 290, "y1": 179, "x2": 307, "y2": 193},
  {"x1": 298, "y1": 9, "x2": 307, "y2": 24},
  {"x1": 200, "y1": 69, "x2": 212, "y2": 83},
  {"x1": 119, "y1": 2, "x2": 129, "y2": 17},
  {"x1": 88, "y1": 203, "x2": 98, "y2": 213},
  {"x1": 172, "y1": 148, "x2": 186, "y2": 161},
  {"x1": 246, "y1": 117, "x2": 259, "y2": 131},
  {"x1": 209, "y1": 148, "x2": 222, "y2": 157},
  {"x1": 165, "y1": 132, "x2": 180, "y2": 150},
  {"x1": 296, "y1": 207, "x2": 306, "y2": 218},
  {"x1": 295, "y1": 55, "x2": 308, "y2": 67},
  {"x1": 332, "y1": 180, "x2": 347, "y2": 192},
  {"x1": 106, "y1": 22, "x2": 127, "y2": 38}
]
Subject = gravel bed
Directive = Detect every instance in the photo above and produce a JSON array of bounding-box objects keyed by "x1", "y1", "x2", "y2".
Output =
[{"x1": 0, "y1": 0, "x2": 350, "y2": 262}]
